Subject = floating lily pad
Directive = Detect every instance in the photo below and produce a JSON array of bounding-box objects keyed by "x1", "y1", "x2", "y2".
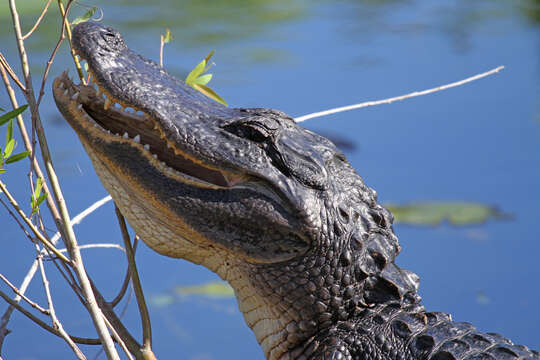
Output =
[
  {"x1": 173, "y1": 281, "x2": 234, "y2": 299},
  {"x1": 385, "y1": 201, "x2": 510, "y2": 226}
]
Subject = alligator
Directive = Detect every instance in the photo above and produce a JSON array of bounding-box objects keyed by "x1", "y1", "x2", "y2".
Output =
[{"x1": 53, "y1": 22, "x2": 539, "y2": 360}]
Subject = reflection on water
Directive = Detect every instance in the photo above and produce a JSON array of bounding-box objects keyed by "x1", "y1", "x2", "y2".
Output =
[{"x1": 1, "y1": 0, "x2": 537, "y2": 59}]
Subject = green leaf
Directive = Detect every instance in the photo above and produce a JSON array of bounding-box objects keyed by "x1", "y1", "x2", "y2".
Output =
[
  {"x1": 0, "y1": 105, "x2": 28, "y2": 127},
  {"x1": 3, "y1": 138, "x2": 15, "y2": 159},
  {"x1": 6, "y1": 119, "x2": 13, "y2": 145},
  {"x1": 192, "y1": 84, "x2": 228, "y2": 106},
  {"x1": 0, "y1": 107, "x2": 4, "y2": 111},
  {"x1": 34, "y1": 177, "x2": 43, "y2": 200},
  {"x1": 162, "y1": 28, "x2": 173, "y2": 44},
  {"x1": 72, "y1": 7, "x2": 97, "y2": 25},
  {"x1": 0, "y1": 168, "x2": 5, "y2": 174},
  {"x1": 36, "y1": 193, "x2": 48, "y2": 208},
  {"x1": 185, "y1": 58, "x2": 207, "y2": 85},
  {"x1": 31, "y1": 177, "x2": 44, "y2": 212},
  {"x1": 191, "y1": 73, "x2": 212, "y2": 85},
  {"x1": 5, "y1": 150, "x2": 30, "y2": 164},
  {"x1": 385, "y1": 201, "x2": 509, "y2": 226}
]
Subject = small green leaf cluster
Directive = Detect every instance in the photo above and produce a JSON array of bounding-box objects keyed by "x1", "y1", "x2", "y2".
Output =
[
  {"x1": 161, "y1": 28, "x2": 173, "y2": 44},
  {"x1": 185, "y1": 51, "x2": 228, "y2": 106},
  {"x1": 0, "y1": 105, "x2": 30, "y2": 174},
  {"x1": 30, "y1": 177, "x2": 47, "y2": 215},
  {"x1": 72, "y1": 7, "x2": 97, "y2": 25}
]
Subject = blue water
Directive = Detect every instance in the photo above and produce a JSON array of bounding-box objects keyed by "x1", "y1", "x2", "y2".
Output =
[{"x1": 0, "y1": 1, "x2": 538, "y2": 359}]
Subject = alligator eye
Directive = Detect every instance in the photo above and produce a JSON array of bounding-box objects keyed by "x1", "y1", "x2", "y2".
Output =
[{"x1": 223, "y1": 120, "x2": 274, "y2": 143}]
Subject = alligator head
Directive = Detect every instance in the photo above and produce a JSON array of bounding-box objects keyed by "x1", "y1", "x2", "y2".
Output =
[{"x1": 54, "y1": 22, "x2": 539, "y2": 360}]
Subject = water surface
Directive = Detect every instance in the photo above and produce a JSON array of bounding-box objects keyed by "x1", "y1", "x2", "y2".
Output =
[{"x1": 0, "y1": 1, "x2": 538, "y2": 359}]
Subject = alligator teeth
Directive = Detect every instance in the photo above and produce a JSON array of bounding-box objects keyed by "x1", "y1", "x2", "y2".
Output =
[
  {"x1": 133, "y1": 134, "x2": 141, "y2": 143},
  {"x1": 123, "y1": 132, "x2": 129, "y2": 139},
  {"x1": 143, "y1": 144, "x2": 150, "y2": 150},
  {"x1": 166, "y1": 142, "x2": 172, "y2": 149},
  {"x1": 153, "y1": 123, "x2": 158, "y2": 130},
  {"x1": 59, "y1": 82, "x2": 65, "y2": 89},
  {"x1": 104, "y1": 98, "x2": 111, "y2": 110},
  {"x1": 71, "y1": 92, "x2": 79, "y2": 100},
  {"x1": 77, "y1": 104, "x2": 83, "y2": 111},
  {"x1": 152, "y1": 154, "x2": 157, "y2": 159},
  {"x1": 63, "y1": 89, "x2": 69, "y2": 96}
]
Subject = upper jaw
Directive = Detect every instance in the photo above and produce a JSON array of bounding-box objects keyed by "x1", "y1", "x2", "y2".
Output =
[{"x1": 52, "y1": 71, "x2": 245, "y2": 189}]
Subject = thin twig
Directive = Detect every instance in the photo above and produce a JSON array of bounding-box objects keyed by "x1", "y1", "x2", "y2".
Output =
[
  {"x1": 0, "y1": 180, "x2": 69, "y2": 263},
  {"x1": 57, "y1": 0, "x2": 86, "y2": 84},
  {"x1": 100, "y1": 313, "x2": 135, "y2": 360},
  {"x1": 8, "y1": 1, "x2": 120, "y2": 357},
  {"x1": 0, "y1": 196, "x2": 114, "y2": 349},
  {"x1": 36, "y1": 0, "x2": 76, "y2": 107},
  {"x1": 0, "y1": 197, "x2": 32, "y2": 240},
  {"x1": 159, "y1": 36, "x2": 165, "y2": 67},
  {"x1": 110, "y1": 238, "x2": 138, "y2": 308},
  {"x1": 22, "y1": 0, "x2": 53, "y2": 40},
  {"x1": 115, "y1": 207, "x2": 153, "y2": 354},
  {"x1": 0, "y1": 52, "x2": 65, "y2": 246},
  {"x1": 89, "y1": 281, "x2": 145, "y2": 360},
  {"x1": 50, "y1": 195, "x2": 112, "y2": 244},
  {"x1": 0, "y1": 53, "x2": 25, "y2": 91},
  {"x1": 0, "y1": 273, "x2": 49, "y2": 315},
  {"x1": 0, "y1": 288, "x2": 101, "y2": 345},
  {"x1": 294, "y1": 66, "x2": 505, "y2": 122},
  {"x1": 36, "y1": 249, "x2": 86, "y2": 359},
  {"x1": 59, "y1": 243, "x2": 125, "y2": 253}
]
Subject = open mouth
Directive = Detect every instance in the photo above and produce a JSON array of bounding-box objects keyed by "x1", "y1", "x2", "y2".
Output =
[{"x1": 53, "y1": 68, "x2": 244, "y2": 189}]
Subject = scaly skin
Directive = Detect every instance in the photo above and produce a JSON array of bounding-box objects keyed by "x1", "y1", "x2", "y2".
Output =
[{"x1": 53, "y1": 22, "x2": 539, "y2": 360}]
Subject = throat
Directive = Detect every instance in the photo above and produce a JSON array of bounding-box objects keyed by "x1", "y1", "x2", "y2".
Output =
[{"x1": 201, "y1": 254, "x2": 307, "y2": 360}]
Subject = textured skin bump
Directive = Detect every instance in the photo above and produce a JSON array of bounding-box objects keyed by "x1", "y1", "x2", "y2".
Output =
[{"x1": 54, "y1": 22, "x2": 540, "y2": 360}]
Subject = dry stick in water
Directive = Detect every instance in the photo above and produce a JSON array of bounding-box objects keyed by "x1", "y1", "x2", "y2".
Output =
[{"x1": 294, "y1": 65, "x2": 505, "y2": 122}]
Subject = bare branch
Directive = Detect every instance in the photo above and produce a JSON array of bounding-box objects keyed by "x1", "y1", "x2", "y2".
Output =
[
  {"x1": 57, "y1": 0, "x2": 86, "y2": 84},
  {"x1": 0, "y1": 51, "x2": 65, "y2": 246},
  {"x1": 110, "y1": 238, "x2": 138, "y2": 308},
  {"x1": 0, "y1": 197, "x2": 32, "y2": 240},
  {"x1": 50, "y1": 195, "x2": 112, "y2": 244},
  {"x1": 0, "y1": 273, "x2": 49, "y2": 315},
  {"x1": 115, "y1": 207, "x2": 153, "y2": 354},
  {"x1": 89, "y1": 282, "x2": 145, "y2": 360},
  {"x1": 8, "y1": 0, "x2": 119, "y2": 357},
  {"x1": 294, "y1": 66, "x2": 505, "y2": 123},
  {"x1": 36, "y1": 250, "x2": 86, "y2": 359},
  {"x1": 0, "y1": 288, "x2": 101, "y2": 345},
  {"x1": 0, "y1": 180, "x2": 70, "y2": 263},
  {"x1": 0, "y1": 53, "x2": 25, "y2": 91},
  {"x1": 61, "y1": 243, "x2": 125, "y2": 253},
  {"x1": 36, "y1": 0, "x2": 77, "y2": 107},
  {"x1": 22, "y1": 0, "x2": 53, "y2": 40}
]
